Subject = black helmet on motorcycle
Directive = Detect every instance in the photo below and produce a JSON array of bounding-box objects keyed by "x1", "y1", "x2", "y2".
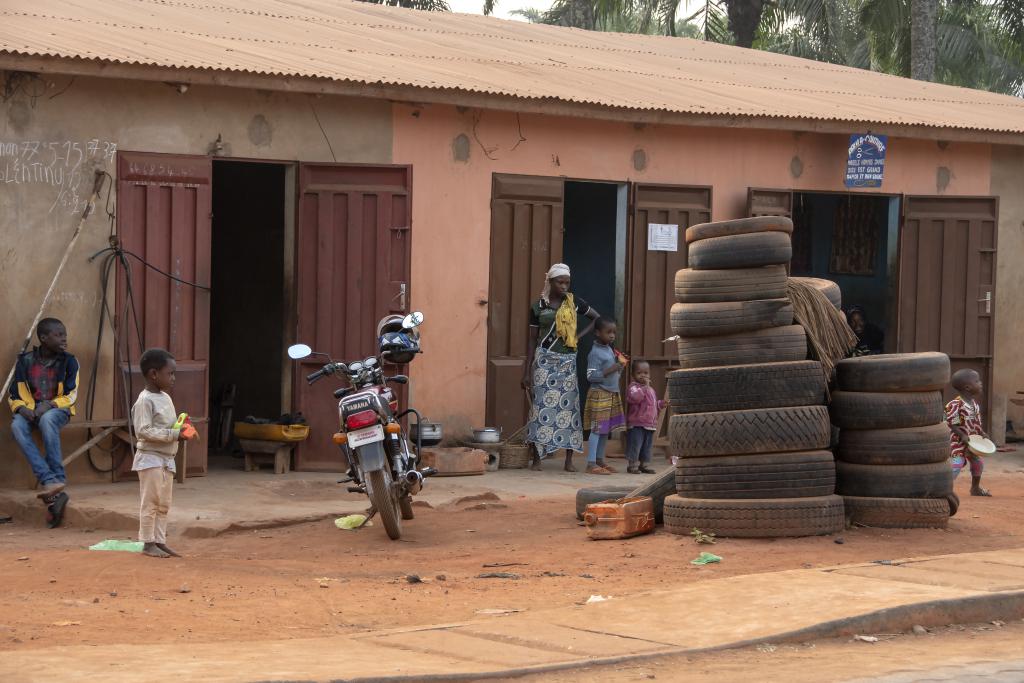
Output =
[{"x1": 377, "y1": 315, "x2": 420, "y2": 365}]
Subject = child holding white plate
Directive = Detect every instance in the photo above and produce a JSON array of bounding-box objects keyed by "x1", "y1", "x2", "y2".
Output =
[{"x1": 945, "y1": 368, "x2": 992, "y2": 497}]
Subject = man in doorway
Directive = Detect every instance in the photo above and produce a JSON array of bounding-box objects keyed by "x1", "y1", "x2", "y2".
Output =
[{"x1": 9, "y1": 318, "x2": 79, "y2": 498}]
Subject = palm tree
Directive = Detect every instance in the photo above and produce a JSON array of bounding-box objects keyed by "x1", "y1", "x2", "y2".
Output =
[
  {"x1": 768, "y1": 0, "x2": 1022, "y2": 93},
  {"x1": 911, "y1": 0, "x2": 940, "y2": 79}
]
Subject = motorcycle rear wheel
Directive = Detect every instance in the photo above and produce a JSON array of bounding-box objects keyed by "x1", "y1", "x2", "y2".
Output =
[
  {"x1": 399, "y1": 495, "x2": 415, "y2": 520},
  {"x1": 368, "y1": 469, "x2": 402, "y2": 540}
]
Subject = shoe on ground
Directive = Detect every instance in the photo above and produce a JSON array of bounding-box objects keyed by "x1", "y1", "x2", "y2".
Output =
[
  {"x1": 36, "y1": 482, "x2": 66, "y2": 499},
  {"x1": 587, "y1": 465, "x2": 611, "y2": 475},
  {"x1": 597, "y1": 462, "x2": 618, "y2": 473},
  {"x1": 639, "y1": 465, "x2": 657, "y2": 474}
]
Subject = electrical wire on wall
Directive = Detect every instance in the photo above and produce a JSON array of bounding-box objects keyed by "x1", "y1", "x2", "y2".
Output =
[{"x1": 81, "y1": 172, "x2": 211, "y2": 475}]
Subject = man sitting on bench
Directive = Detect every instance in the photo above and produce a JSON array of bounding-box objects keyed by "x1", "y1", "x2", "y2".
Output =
[{"x1": 9, "y1": 318, "x2": 79, "y2": 498}]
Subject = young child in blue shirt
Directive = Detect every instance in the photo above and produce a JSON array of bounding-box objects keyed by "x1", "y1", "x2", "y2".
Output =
[{"x1": 583, "y1": 318, "x2": 627, "y2": 475}]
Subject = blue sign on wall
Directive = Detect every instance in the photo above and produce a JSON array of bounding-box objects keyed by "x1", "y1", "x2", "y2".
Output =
[{"x1": 845, "y1": 134, "x2": 888, "y2": 188}]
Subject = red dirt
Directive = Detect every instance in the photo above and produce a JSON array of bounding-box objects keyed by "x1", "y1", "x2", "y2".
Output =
[{"x1": 1, "y1": 472, "x2": 1022, "y2": 653}]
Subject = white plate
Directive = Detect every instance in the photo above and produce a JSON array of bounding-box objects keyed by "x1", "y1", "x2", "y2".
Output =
[
  {"x1": 348, "y1": 424, "x2": 384, "y2": 448},
  {"x1": 968, "y1": 435, "x2": 996, "y2": 455}
]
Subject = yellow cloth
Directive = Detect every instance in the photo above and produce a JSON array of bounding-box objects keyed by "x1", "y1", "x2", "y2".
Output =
[{"x1": 555, "y1": 294, "x2": 578, "y2": 350}]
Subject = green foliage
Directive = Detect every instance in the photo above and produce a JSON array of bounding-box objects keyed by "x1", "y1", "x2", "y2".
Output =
[
  {"x1": 356, "y1": 0, "x2": 451, "y2": 10},
  {"x1": 504, "y1": 0, "x2": 1022, "y2": 95}
]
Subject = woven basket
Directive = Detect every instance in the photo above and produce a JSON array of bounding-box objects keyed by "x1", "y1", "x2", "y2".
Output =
[{"x1": 499, "y1": 444, "x2": 532, "y2": 469}]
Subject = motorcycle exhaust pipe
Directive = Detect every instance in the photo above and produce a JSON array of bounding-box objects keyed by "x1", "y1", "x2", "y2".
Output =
[{"x1": 404, "y1": 470, "x2": 424, "y2": 495}]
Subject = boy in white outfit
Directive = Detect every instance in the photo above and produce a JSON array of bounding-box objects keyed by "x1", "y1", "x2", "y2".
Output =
[{"x1": 132, "y1": 348, "x2": 188, "y2": 558}]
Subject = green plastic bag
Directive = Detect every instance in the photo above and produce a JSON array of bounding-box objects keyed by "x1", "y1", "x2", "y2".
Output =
[
  {"x1": 691, "y1": 551, "x2": 722, "y2": 565},
  {"x1": 335, "y1": 514, "x2": 370, "y2": 530},
  {"x1": 89, "y1": 539, "x2": 144, "y2": 552}
]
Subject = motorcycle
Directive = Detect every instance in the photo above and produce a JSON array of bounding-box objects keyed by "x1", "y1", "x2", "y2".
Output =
[{"x1": 287, "y1": 311, "x2": 432, "y2": 540}]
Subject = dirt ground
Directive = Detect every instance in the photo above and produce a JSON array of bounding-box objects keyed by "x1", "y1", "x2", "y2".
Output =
[
  {"x1": 1, "y1": 471, "x2": 1022, "y2": 655},
  {"x1": 502, "y1": 620, "x2": 1024, "y2": 682}
]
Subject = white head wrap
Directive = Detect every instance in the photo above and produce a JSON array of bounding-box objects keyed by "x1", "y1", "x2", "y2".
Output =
[{"x1": 541, "y1": 263, "x2": 571, "y2": 305}]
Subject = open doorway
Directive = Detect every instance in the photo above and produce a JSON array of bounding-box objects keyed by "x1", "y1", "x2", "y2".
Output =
[
  {"x1": 562, "y1": 180, "x2": 628, "y2": 394},
  {"x1": 790, "y1": 192, "x2": 900, "y2": 353},
  {"x1": 208, "y1": 161, "x2": 290, "y2": 462}
]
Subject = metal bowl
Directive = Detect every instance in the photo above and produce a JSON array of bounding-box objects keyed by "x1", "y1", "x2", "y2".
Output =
[
  {"x1": 410, "y1": 421, "x2": 443, "y2": 446},
  {"x1": 472, "y1": 427, "x2": 502, "y2": 443}
]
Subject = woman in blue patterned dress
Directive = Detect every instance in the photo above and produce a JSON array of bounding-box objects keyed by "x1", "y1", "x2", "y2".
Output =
[{"x1": 521, "y1": 263, "x2": 599, "y2": 472}]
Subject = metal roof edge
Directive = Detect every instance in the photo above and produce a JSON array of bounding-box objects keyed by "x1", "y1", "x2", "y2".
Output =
[{"x1": 4, "y1": 52, "x2": 1023, "y2": 147}]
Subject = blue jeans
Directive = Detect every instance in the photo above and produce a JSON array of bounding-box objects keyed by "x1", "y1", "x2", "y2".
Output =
[
  {"x1": 586, "y1": 432, "x2": 608, "y2": 464},
  {"x1": 626, "y1": 427, "x2": 654, "y2": 464},
  {"x1": 12, "y1": 410, "x2": 69, "y2": 485}
]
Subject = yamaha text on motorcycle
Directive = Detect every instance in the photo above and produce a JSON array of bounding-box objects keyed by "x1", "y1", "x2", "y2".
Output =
[{"x1": 287, "y1": 311, "x2": 433, "y2": 540}]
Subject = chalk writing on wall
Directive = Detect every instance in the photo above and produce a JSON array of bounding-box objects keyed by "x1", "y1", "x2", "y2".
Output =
[{"x1": 0, "y1": 139, "x2": 117, "y2": 214}]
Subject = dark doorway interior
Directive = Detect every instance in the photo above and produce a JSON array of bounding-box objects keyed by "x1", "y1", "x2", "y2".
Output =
[
  {"x1": 209, "y1": 161, "x2": 287, "y2": 453},
  {"x1": 562, "y1": 181, "x2": 620, "y2": 393},
  {"x1": 791, "y1": 192, "x2": 899, "y2": 353}
]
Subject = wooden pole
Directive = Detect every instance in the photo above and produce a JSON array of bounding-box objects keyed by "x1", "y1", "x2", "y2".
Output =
[{"x1": 1, "y1": 171, "x2": 106, "y2": 401}]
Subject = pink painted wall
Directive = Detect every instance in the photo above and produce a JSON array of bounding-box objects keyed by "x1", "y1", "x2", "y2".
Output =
[{"x1": 392, "y1": 104, "x2": 992, "y2": 435}]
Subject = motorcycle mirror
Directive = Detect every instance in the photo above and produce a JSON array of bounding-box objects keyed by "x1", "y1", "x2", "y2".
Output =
[
  {"x1": 402, "y1": 311, "x2": 424, "y2": 329},
  {"x1": 287, "y1": 343, "x2": 313, "y2": 360}
]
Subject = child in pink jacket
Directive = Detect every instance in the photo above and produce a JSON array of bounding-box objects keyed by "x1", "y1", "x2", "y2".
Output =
[{"x1": 625, "y1": 361, "x2": 666, "y2": 474}]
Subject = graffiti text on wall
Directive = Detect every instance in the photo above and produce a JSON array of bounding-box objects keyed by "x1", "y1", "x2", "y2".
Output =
[{"x1": 0, "y1": 139, "x2": 118, "y2": 214}]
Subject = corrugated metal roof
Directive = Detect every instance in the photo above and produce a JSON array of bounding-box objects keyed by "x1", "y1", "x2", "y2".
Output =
[{"x1": 2, "y1": 0, "x2": 1023, "y2": 134}]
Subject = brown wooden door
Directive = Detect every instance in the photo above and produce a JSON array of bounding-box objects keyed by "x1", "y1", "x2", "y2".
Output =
[
  {"x1": 294, "y1": 163, "x2": 412, "y2": 471},
  {"x1": 115, "y1": 151, "x2": 212, "y2": 476},
  {"x1": 626, "y1": 183, "x2": 712, "y2": 411},
  {"x1": 485, "y1": 174, "x2": 565, "y2": 435},
  {"x1": 898, "y1": 196, "x2": 998, "y2": 422}
]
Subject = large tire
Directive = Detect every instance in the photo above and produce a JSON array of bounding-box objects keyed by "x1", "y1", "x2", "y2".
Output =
[
  {"x1": 626, "y1": 468, "x2": 675, "y2": 524},
  {"x1": 836, "y1": 461, "x2": 953, "y2": 498},
  {"x1": 789, "y1": 277, "x2": 841, "y2": 309},
  {"x1": 676, "y1": 451, "x2": 835, "y2": 499},
  {"x1": 843, "y1": 496, "x2": 949, "y2": 529},
  {"x1": 675, "y1": 266, "x2": 788, "y2": 303},
  {"x1": 835, "y1": 353, "x2": 951, "y2": 393},
  {"x1": 676, "y1": 325, "x2": 807, "y2": 369},
  {"x1": 947, "y1": 492, "x2": 960, "y2": 517},
  {"x1": 668, "y1": 361, "x2": 826, "y2": 414},
  {"x1": 685, "y1": 216, "x2": 794, "y2": 244},
  {"x1": 575, "y1": 485, "x2": 634, "y2": 521},
  {"x1": 670, "y1": 300, "x2": 793, "y2": 337},
  {"x1": 670, "y1": 405, "x2": 831, "y2": 458},
  {"x1": 688, "y1": 232, "x2": 792, "y2": 270},
  {"x1": 663, "y1": 494, "x2": 845, "y2": 538},
  {"x1": 367, "y1": 468, "x2": 402, "y2": 540},
  {"x1": 836, "y1": 423, "x2": 951, "y2": 465},
  {"x1": 830, "y1": 391, "x2": 945, "y2": 430}
]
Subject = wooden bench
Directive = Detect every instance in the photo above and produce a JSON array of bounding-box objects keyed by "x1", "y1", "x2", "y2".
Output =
[
  {"x1": 239, "y1": 438, "x2": 294, "y2": 475},
  {"x1": 59, "y1": 419, "x2": 189, "y2": 484}
]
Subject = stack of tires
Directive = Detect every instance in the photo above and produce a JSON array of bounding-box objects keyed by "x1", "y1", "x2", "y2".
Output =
[
  {"x1": 832, "y1": 353, "x2": 955, "y2": 528},
  {"x1": 662, "y1": 217, "x2": 845, "y2": 538}
]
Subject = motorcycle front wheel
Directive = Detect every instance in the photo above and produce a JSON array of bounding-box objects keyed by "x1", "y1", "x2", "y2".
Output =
[{"x1": 367, "y1": 468, "x2": 402, "y2": 540}]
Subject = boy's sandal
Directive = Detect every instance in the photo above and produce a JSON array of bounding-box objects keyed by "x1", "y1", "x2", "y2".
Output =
[
  {"x1": 597, "y1": 462, "x2": 618, "y2": 473},
  {"x1": 587, "y1": 465, "x2": 611, "y2": 475},
  {"x1": 639, "y1": 465, "x2": 657, "y2": 474},
  {"x1": 971, "y1": 488, "x2": 993, "y2": 497}
]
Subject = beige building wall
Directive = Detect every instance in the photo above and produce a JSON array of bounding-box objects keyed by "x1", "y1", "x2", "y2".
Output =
[
  {"x1": 392, "y1": 104, "x2": 996, "y2": 437},
  {"x1": 991, "y1": 145, "x2": 1024, "y2": 443},
  {"x1": 1, "y1": 74, "x2": 392, "y2": 487},
  {"x1": 2, "y1": 73, "x2": 1018, "y2": 487}
]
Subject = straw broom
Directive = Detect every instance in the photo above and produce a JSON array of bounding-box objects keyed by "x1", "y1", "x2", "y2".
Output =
[{"x1": 787, "y1": 279, "x2": 858, "y2": 387}]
